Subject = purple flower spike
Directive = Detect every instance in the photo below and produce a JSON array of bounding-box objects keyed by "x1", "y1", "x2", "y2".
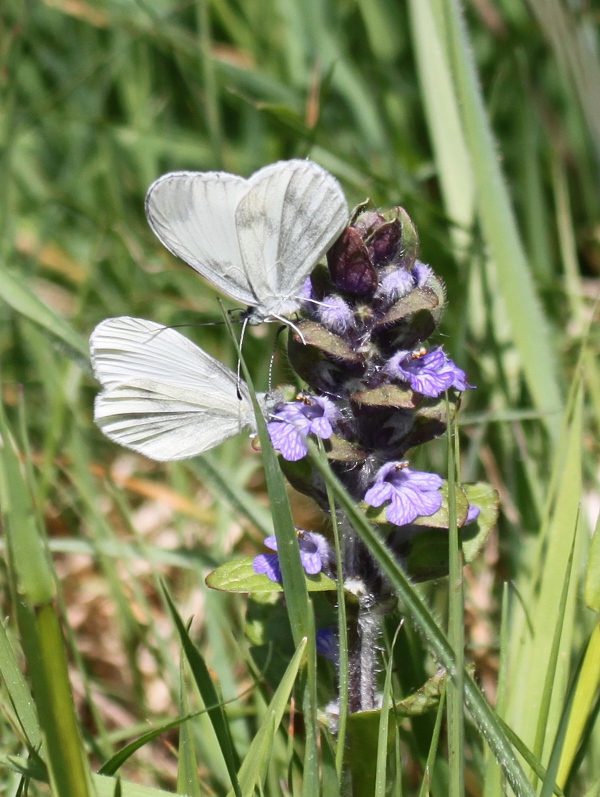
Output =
[
  {"x1": 268, "y1": 394, "x2": 341, "y2": 461},
  {"x1": 364, "y1": 462, "x2": 443, "y2": 526},
  {"x1": 253, "y1": 531, "x2": 332, "y2": 583},
  {"x1": 385, "y1": 347, "x2": 472, "y2": 397}
]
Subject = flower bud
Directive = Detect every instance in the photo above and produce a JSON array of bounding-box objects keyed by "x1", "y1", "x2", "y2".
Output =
[{"x1": 327, "y1": 228, "x2": 377, "y2": 297}]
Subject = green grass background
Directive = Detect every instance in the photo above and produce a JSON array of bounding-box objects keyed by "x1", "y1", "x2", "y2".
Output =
[{"x1": 1, "y1": 0, "x2": 600, "y2": 794}]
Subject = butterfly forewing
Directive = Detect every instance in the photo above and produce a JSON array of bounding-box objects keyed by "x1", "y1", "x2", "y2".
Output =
[
  {"x1": 145, "y1": 172, "x2": 253, "y2": 305},
  {"x1": 235, "y1": 160, "x2": 349, "y2": 316}
]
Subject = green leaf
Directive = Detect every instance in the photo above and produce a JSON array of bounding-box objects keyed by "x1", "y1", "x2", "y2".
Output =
[
  {"x1": 351, "y1": 384, "x2": 421, "y2": 409},
  {"x1": 461, "y1": 482, "x2": 500, "y2": 562},
  {"x1": 375, "y1": 286, "x2": 440, "y2": 330},
  {"x1": 363, "y1": 481, "x2": 497, "y2": 582},
  {"x1": 293, "y1": 320, "x2": 364, "y2": 362},
  {"x1": 396, "y1": 669, "x2": 447, "y2": 717},
  {"x1": 206, "y1": 556, "x2": 336, "y2": 593}
]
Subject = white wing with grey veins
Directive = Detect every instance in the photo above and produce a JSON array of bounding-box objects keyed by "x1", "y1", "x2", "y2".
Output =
[
  {"x1": 145, "y1": 159, "x2": 349, "y2": 318},
  {"x1": 91, "y1": 316, "x2": 257, "y2": 461}
]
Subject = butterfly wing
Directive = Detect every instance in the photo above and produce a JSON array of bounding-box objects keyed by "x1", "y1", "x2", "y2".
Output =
[
  {"x1": 145, "y1": 171, "x2": 258, "y2": 306},
  {"x1": 91, "y1": 317, "x2": 256, "y2": 461},
  {"x1": 145, "y1": 161, "x2": 349, "y2": 319},
  {"x1": 236, "y1": 160, "x2": 349, "y2": 317}
]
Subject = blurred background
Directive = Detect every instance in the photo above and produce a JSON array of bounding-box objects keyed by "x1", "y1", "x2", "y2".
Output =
[{"x1": 1, "y1": 0, "x2": 600, "y2": 792}]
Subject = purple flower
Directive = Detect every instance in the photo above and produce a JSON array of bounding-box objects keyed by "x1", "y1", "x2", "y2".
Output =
[
  {"x1": 317, "y1": 295, "x2": 355, "y2": 334},
  {"x1": 268, "y1": 394, "x2": 341, "y2": 461},
  {"x1": 253, "y1": 531, "x2": 332, "y2": 583},
  {"x1": 465, "y1": 504, "x2": 480, "y2": 525},
  {"x1": 316, "y1": 628, "x2": 339, "y2": 664},
  {"x1": 412, "y1": 261, "x2": 433, "y2": 287},
  {"x1": 376, "y1": 268, "x2": 415, "y2": 302},
  {"x1": 364, "y1": 462, "x2": 443, "y2": 526},
  {"x1": 385, "y1": 347, "x2": 472, "y2": 397}
]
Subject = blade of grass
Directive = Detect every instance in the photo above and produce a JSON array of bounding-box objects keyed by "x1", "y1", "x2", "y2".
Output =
[
  {"x1": 375, "y1": 625, "x2": 401, "y2": 797},
  {"x1": 526, "y1": 0, "x2": 600, "y2": 166},
  {"x1": 177, "y1": 659, "x2": 202, "y2": 797},
  {"x1": 447, "y1": 409, "x2": 464, "y2": 797},
  {"x1": 0, "y1": 618, "x2": 41, "y2": 750},
  {"x1": 93, "y1": 773, "x2": 189, "y2": 797},
  {"x1": 302, "y1": 606, "x2": 319, "y2": 797},
  {"x1": 0, "y1": 396, "x2": 95, "y2": 796},
  {"x1": 0, "y1": 264, "x2": 89, "y2": 365},
  {"x1": 162, "y1": 584, "x2": 242, "y2": 797},
  {"x1": 483, "y1": 583, "x2": 509, "y2": 797},
  {"x1": 196, "y1": 0, "x2": 223, "y2": 167},
  {"x1": 439, "y1": 0, "x2": 563, "y2": 443},
  {"x1": 320, "y1": 440, "x2": 349, "y2": 780},
  {"x1": 227, "y1": 639, "x2": 307, "y2": 797},
  {"x1": 557, "y1": 620, "x2": 600, "y2": 787},
  {"x1": 507, "y1": 384, "x2": 583, "y2": 757},
  {"x1": 417, "y1": 685, "x2": 447, "y2": 797},
  {"x1": 531, "y1": 529, "x2": 578, "y2": 785},
  {"x1": 407, "y1": 0, "x2": 474, "y2": 256},
  {"x1": 224, "y1": 310, "x2": 310, "y2": 646}
]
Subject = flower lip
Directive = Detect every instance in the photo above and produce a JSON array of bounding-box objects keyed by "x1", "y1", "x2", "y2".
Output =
[
  {"x1": 252, "y1": 530, "x2": 332, "y2": 583},
  {"x1": 385, "y1": 346, "x2": 472, "y2": 398},
  {"x1": 267, "y1": 393, "x2": 341, "y2": 461},
  {"x1": 364, "y1": 461, "x2": 444, "y2": 527}
]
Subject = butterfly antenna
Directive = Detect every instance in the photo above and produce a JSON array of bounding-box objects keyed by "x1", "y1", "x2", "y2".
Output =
[
  {"x1": 236, "y1": 316, "x2": 250, "y2": 400},
  {"x1": 268, "y1": 325, "x2": 287, "y2": 391},
  {"x1": 147, "y1": 320, "x2": 228, "y2": 342},
  {"x1": 301, "y1": 296, "x2": 337, "y2": 310}
]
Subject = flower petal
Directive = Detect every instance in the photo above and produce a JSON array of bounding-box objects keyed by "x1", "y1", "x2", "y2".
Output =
[
  {"x1": 253, "y1": 553, "x2": 282, "y2": 582},
  {"x1": 268, "y1": 421, "x2": 308, "y2": 461}
]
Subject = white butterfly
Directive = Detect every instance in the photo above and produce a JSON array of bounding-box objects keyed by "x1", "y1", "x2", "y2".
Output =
[
  {"x1": 145, "y1": 159, "x2": 349, "y2": 324},
  {"x1": 91, "y1": 317, "x2": 262, "y2": 461}
]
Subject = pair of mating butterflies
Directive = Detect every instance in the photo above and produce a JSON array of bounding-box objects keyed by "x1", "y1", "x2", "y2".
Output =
[{"x1": 91, "y1": 159, "x2": 350, "y2": 461}]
